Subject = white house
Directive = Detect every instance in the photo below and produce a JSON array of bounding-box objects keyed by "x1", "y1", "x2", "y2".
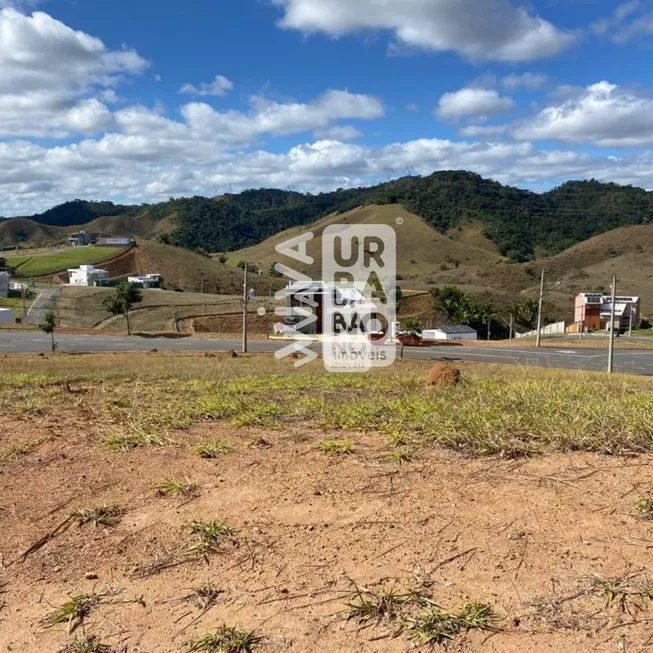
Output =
[
  {"x1": 422, "y1": 325, "x2": 478, "y2": 341},
  {"x1": 0, "y1": 272, "x2": 9, "y2": 298},
  {"x1": 128, "y1": 274, "x2": 162, "y2": 289},
  {"x1": 68, "y1": 265, "x2": 109, "y2": 286}
]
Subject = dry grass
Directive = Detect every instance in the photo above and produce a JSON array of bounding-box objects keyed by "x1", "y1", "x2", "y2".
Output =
[
  {"x1": 183, "y1": 519, "x2": 234, "y2": 557},
  {"x1": 406, "y1": 602, "x2": 494, "y2": 645},
  {"x1": 195, "y1": 441, "x2": 233, "y2": 458},
  {"x1": 317, "y1": 439, "x2": 355, "y2": 455},
  {"x1": 3, "y1": 353, "x2": 653, "y2": 458},
  {"x1": 186, "y1": 626, "x2": 261, "y2": 652},
  {"x1": 105, "y1": 425, "x2": 172, "y2": 452},
  {"x1": 71, "y1": 506, "x2": 123, "y2": 528},
  {"x1": 45, "y1": 595, "x2": 99, "y2": 633},
  {"x1": 156, "y1": 478, "x2": 200, "y2": 498},
  {"x1": 58, "y1": 633, "x2": 113, "y2": 653}
]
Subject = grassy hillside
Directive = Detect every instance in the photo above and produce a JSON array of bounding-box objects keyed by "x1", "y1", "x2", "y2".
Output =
[
  {"x1": 131, "y1": 239, "x2": 280, "y2": 295},
  {"x1": 229, "y1": 204, "x2": 503, "y2": 278},
  {"x1": 6, "y1": 246, "x2": 128, "y2": 278},
  {"x1": 0, "y1": 218, "x2": 65, "y2": 247},
  {"x1": 57, "y1": 287, "x2": 271, "y2": 331}
]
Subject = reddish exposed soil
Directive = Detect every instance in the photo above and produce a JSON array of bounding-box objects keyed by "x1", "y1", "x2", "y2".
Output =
[{"x1": 2, "y1": 415, "x2": 653, "y2": 652}]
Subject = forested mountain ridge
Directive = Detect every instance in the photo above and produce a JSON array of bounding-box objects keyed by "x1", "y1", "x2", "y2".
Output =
[{"x1": 5, "y1": 172, "x2": 653, "y2": 260}]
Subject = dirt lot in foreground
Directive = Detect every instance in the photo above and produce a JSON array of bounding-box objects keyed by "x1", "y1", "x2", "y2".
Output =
[{"x1": 3, "y1": 410, "x2": 653, "y2": 652}]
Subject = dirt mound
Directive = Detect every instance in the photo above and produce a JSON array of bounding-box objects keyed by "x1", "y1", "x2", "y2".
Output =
[{"x1": 425, "y1": 363, "x2": 461, "y2": 388}]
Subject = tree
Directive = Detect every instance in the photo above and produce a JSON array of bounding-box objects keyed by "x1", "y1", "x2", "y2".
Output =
[
  {"x1": 269, "y1": 262, "x2": 283, "y2": 278},
  {"x1": 38, "y1": 310, "x2": 57, "y2": 354},
  {"x1": 430, "y1": 285, "x2": 471, "y2": 322},
  {"x1": 102, "y1": 282, "x2": 142, "y2": 335},
  {"x1": 218, "y1": 253, "x2": 228, "y2": 264}
]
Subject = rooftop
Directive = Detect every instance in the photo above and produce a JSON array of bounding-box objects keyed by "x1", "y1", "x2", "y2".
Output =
[{"x1": 435, "y1": 324, "x2": 477, "y2": 334}]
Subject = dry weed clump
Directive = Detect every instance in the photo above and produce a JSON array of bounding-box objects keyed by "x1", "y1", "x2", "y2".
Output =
[
  {"x1": 186, "y1": 625, "x2": 261, "y2": 652},
  {"x1": 344, "y1": 581, "x2": 495, "y2": 645}
]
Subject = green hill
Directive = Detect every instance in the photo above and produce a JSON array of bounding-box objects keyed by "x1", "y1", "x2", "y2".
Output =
[{"x1": 3, "y1": 170, "x2": 653, "y2": 262}]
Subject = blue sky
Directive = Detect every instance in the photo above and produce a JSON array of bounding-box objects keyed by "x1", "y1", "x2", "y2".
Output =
[{"x1": 3, "y1": 0, "x2": 653, "y2": 215}]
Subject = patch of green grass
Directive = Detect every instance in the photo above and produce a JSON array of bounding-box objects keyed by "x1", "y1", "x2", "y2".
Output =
[
  {"x1": 196, "y1": 395, "x2": 283, "y2": 428},
  {"x1": 345, "y1": 585, "x2": 412, "y2": 624},
  {"x1": 71, "y1": 505, "x2": 123, "y2": 528},
  {"x1": 58, "y1": 633, "x2": 113, "y2": 653},
  {"x1": 183, "y1": 519, "x2": 234, "y2": 557},
  {"x1": 11, "y1": 397, "x2": 48, "y2": 417},
  {"x1": 636, "y1": 498, "x2": 653, "y2": 519},
  {"x1": 596, "y1": 573, "x2": 653, "y2": 612},
  {"x1": 104, "y1": 426, "x2": 172, "y2": 452},
  {"x1": 195, "y1": 441, "x2": 233, "y2": 458},
  {"x1": 317, "y1": 439, "x2": 355, "y2": 455},
  {"x1": 156, "y1": 478, "x2": 200, "y2": 498},
  {"x1": 387, "y1": 449, "x2": 417, "y2": 464},
  {"x1": 9, "y1": 246, "x2": 127, "y2": 278},
  {"x1": 8, "y1": 355, "x2": 653, "y2": 459},
  {"x1": 406, "y1": 602, "x2": 494, "y2": 645},
  {"x1": 187, "y1": 626, "x2": 261, "y2": 652},
  {"x1": 0, "y1": 440, "x2": 39, "y2": 461},
  {"x1": 45, "y1": 594, "x2": 98, "y2": 633}
]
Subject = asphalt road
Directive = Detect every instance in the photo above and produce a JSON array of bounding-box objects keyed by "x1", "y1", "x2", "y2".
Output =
[
  {"x1": 26, "y1": 289, "x2": 59, "y2": 325},
  {"x1": 2, "y1": 331, "x2": 653, "y2": 376}
]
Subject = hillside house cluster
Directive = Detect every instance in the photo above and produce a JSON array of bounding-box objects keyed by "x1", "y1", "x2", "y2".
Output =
[
  {"x1": 574, "y1": 293, "x2": 641, "y2": 331},
  {"x1": 67, "y1": 233, "x2": 135, "y2": 248},
  {"x1": 67, "y1": 231, "x2": 100, "y2": 247}
]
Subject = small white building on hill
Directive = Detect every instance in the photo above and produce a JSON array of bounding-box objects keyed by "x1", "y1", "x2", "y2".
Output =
[
  {"x1": 68, "y1": 265, "x2": 109, "y2": 286},
  {"x1": 128, "y1": 274, "x2": 163, "y2": 289}
]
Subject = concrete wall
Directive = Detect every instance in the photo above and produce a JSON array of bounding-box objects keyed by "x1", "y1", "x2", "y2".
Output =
[{"x1": 516, "y1": 321, "x2": 566, "y2": 338}]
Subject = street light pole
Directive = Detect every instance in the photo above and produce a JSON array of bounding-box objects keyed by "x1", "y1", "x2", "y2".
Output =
[
  {"x1": 608, "y1": 274, "x2": 617, "y2": 374},
  {"x1": 535, "y1": 268, "x2": 545, "y2": 348},
  {"x1": 242, "y1": 265, "x2": 248, "y2": 354}
]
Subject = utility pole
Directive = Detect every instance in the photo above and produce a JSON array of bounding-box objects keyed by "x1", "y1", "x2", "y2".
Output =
[
  {"x1": 535, "y1": 268, "x2": 545, "y2": 348},
  {"x1": 608, "y1": 274, "x2": 617, "y2": 374},
  {"x1": 628, "y1": 302, "x2": 634, "y2": 338},
  {"x1": 21, "y1": 286, "x2": 27, "y2": 324},
  {"x1": 242, "y1": 265, "x2": 248, "y2": 353},
  {"x1": 509, "y1": 314, "x2": 514, "y2": 342}
]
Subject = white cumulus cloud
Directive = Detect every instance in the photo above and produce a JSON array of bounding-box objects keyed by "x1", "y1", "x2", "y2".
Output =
[
  {"x1": 272, "y1": 0, "x2": 575, "y2": 62},
  {"x1": 0, "y1": 8, "x2": 148, "y2": 137},
  {"x1": 513, "y1": 81, "x2": 653, "y2": 147},
  {"x1": 179, "y1": 75, "x2": 234, "y2": 97},
  {"x1": 436, "y1": 87, "x2": 515, "y2": 121}
]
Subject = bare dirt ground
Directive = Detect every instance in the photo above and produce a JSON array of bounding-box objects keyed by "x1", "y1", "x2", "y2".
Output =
[{"x1": 3, "y1": 355, "x2": 653, "y2": 652}]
